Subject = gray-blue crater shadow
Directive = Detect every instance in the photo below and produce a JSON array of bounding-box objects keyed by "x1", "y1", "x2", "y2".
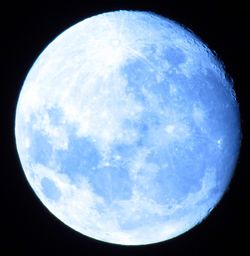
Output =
[
  {"x1": 92, "y1": 165, "x2": 132, "y2": 203},
  {"x1": 53, "y1": 133, "x2": 132, "y2": 202},
  {"x1": 29, "y1": 129, "x2": 52, "y2": 165},
  {"x1": 41, "y1": 177, "x2": 61, "y2": 200},
  {"x1": 122, "y1": 57, "x2": 158, "y2": 102},
  {"x1": 122, "y1": 46, "x2": 190, "y2": 110},
  {"x1": 147, "y1": 136, "x2": 214, "y2": 203},
  {"x1": 162, "y1": 47, "x2": 186, "y2": 66},
  {"x1": 47, "y1": 107, "x2": 64, "y2": 126},
  {"x1": 123, "y1": 112, "x2": 161, "y2": 147},
  {"x1": 112, "y1": 143, "x2": 136, "y2": 165},
  {"x1": 54, "y1": 135, "x2": 100, "y2": 183}
]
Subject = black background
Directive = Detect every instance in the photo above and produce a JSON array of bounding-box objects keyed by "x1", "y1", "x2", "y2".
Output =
[{"x1": 1, "y1": 0, "x2": 249, "y2": 255}]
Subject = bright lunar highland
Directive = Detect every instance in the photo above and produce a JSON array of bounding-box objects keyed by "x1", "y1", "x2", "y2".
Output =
[{"x1": 15, "y1": 11, "x2": 241, "y2": 245}]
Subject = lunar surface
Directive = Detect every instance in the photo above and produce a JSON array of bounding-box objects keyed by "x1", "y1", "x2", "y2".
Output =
[{"x1": 15, "y1": 11, "x2": 241, "y2": 245}]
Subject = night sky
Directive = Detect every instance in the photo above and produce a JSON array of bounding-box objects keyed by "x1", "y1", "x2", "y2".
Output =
[{"x1": 1, "y1": 1, "x2": 249, "y2": 255}]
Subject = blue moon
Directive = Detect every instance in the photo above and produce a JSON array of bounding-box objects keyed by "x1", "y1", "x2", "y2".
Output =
[{"x1": 15, "y1": 11, "x2": 241, "y2": 245}]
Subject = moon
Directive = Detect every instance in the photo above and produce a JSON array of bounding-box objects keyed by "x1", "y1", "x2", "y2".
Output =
[{"x1": 15, "y1": 11, "x2": 241, "y2": 245}]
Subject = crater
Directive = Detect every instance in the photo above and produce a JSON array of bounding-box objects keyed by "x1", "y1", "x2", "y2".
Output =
[
  {"x1": 47, "y1": 106, "x2": 64, "y2": 126},
  {"x1": 41, "y1": 177, "x2": 61, "y2": 201},
  {"x1": 29, "y1": 130, "x2": 52, "y2": 165},
  {"x1": 91, "y1": 165, "x2": 132, "y2": 203},
  {"x1": 54, "y1": 135, "x2": 100, "y2": 183},
  {"x1": 163, "y1": 47, "x2": 186, "y2": 66},
  {"x1": 121, "y1": 58, "x2": 156, "y2": 102}
]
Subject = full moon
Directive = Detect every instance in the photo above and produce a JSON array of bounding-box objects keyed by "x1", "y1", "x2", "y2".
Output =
[{"x1": 15, "y1": 11, "x2": 241, "y2": 245}]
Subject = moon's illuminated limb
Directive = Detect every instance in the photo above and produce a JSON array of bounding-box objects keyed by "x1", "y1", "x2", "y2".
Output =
[{"x1": 15, "y1": 11, "x2": 241, "y2": 245}]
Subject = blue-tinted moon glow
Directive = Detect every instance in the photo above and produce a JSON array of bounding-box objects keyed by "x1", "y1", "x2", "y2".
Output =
[{"x1": 15, "y1": 11, "x2": 241, "y2": 245}]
